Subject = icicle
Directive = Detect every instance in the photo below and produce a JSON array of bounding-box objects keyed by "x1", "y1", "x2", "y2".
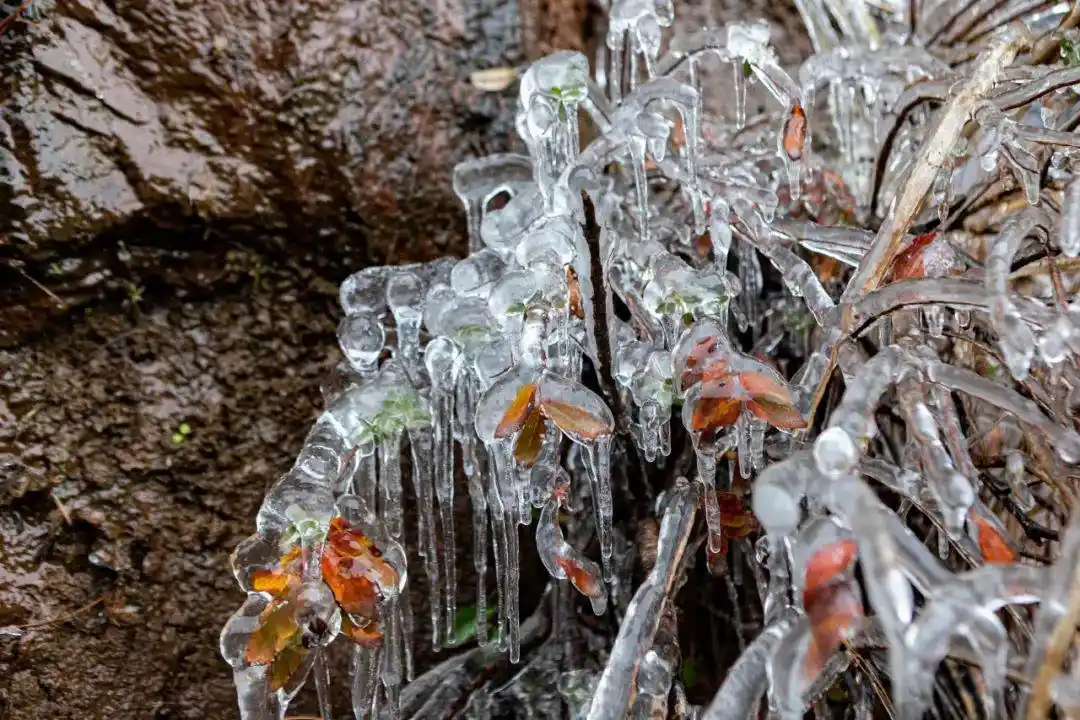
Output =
[
  {"x1": 895, "y1": 379, "x2": 974, "y2": 539},
  {"x1": 351, "y1": 647, "x2": 380, "y2": 719},
  {"x1": 701, "y1": 615, "x2": 798, "y2": 719},
  {"x1": 587, "y1": 479, "x2": 696, "y2": 720},
  {"x1": 379, "y1": 430, "x2": 405, "y2": 540},
  {"x1": 387, "y1": 272, "x2": 426, "y2": 382},
  {"x1": 733, "y1": 59, "x2": 747, "y2": 129},
  {"x1": 408, "y1": 425, "x2": 442, "y2": 649},
  {"x1": 425, "y1": 338, "x2": 459, "y2": 645},
  {"x1": 380, "y1": 596, "x2": 404, "y2": 716},
  {"x1": 467, "y1": 468, "x2": 489, "y2": 646},
  {"x1": 583, "y1": 437, "x2": 615, "y2": 582}
]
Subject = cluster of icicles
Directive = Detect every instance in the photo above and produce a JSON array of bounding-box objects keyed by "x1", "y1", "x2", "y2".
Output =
[{"x1": 222, "y1": 0, "x2": 1080, "y2": 717}]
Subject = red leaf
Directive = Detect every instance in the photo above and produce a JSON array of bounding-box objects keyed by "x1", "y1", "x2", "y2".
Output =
[
  {"x1": 803, "y1": 539, "x2": 858, "y2": 608},
  {"x1": 890, "y1": 231, "x2": 937, "y2": 281},
  {"x1": 341, "y1": 615, "x2": 383, "y2": 648},
  {"x1": 556, "y1": 556, "x2": 604, "y2": 600},
  {"x1": 567, "y1": 267, "x2": 585, "y2": 320},
  {"x1": 804, "y1": 582, "x2": 863, "y2": 681}
]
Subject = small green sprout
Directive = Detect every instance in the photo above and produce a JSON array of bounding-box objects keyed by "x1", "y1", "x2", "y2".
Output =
[
  {"x1": 357, "y1": 389, "x2": 432, "y2": 444},
  {"x1": 171, "y1": 422, "x2": 193, "y2": 445}
]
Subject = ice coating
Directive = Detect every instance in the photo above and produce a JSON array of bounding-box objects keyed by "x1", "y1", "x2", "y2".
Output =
[{"x1": 223, "y1": 3, "x2": 1080, "y2": 718}]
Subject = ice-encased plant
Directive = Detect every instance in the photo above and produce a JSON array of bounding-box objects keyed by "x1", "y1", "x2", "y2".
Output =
[{"x1": 222, "y1": 0, "x2": 1080, "y2": 717}]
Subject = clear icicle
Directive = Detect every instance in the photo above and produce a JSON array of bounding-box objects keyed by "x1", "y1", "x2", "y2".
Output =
[
  {"x1": 387, "y1": 272, "x2": 426, "y2": 383},
  {"x1": 733, "y1": 59, "x2": 747, "y2": 129},
  {"x1": 351, "y1": 646, "x2": 380, "y2": 719},
  {"x1": 379, "y1": 430, "x2": 405, "y2": 540},
  {"x1": 408, "y1": 425, "x2": 442, "y2": 649},
  {"x1": 587, "y1": 479, "x2": 696, "y2": 720},
  {"x1": 467, "y1": 468, "x2": 489, "y2": 646},
  {"x1": 425, "y1": 338, "x2": 459, "y2": 645},
  {"x1": 583, "y1": 437, "x2": 616, "y2": 582},
  {"x1": 895, "y1": 378, "x2": 974, "y2": 539}
]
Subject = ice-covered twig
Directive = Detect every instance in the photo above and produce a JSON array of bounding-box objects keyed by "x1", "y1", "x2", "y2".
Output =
[
  {"x1": 700, "y1": 614, "x2": 799, "y2": 720},
  {"x1": 847, "y1": 27, "x2": 1029, "y2": 301},
  {"x1": 587, "y1": 479, "x2": 696, "y2": 720}
]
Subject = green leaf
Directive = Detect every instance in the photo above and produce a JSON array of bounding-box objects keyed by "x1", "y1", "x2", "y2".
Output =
[
  {"x1": 681, "y1": 657, "x2": 697, "y2": 688},
  {"x1": 451, "y1": 602, "x2": 498, "y2": 645},
  {"x1": 178, "y1": 422, "x2": 192, "y2": 436},
  {"x1": 1063, "y1": 38, "x2": 1080, "y2": 67},
  {"x1": 742, "y1": 59, "x2": 752, "y2": 78}
]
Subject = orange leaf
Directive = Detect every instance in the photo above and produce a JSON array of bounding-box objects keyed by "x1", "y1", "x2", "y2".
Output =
[
  {"x1": 495, "y1": 383, "x2": 538, "y2": 439},
  {"x1": 321, "y1": 517, "x2": 398, "y2": 618},
  {"x1": 783, "y1": 102, "x2": 807, "y2": 161},
  {"x1": 251, "y1": 547, "x2": 302, "y2": 598},
  {"x1": 245, "y1": 600, "x2": 301, "y2": 666},
  {"x1": 970, "y1": 511, "x2": 1016, "y2": 564},
  {"x1": 746, "y1": 396, "x2": 808, "y2": 430},
  {"x1": 540, "y1": 399, "x2": 611, "y2": 441},
  {"x1": 556, "y1": 556, "x2": 604, "y2": 600},
  {"x1": 737, "y1": 370, "x2": 796, "y2": 405},
  {"x1": 514, "y1": 407, "x2": 547, "y2": 467},
  {"x1": 268, "y1": 645, "x2": 307, "y2": 692},
  {"x1": 803, "y1": 539, "x2": 858, "y2": 607},
  {"x1": 567, "y1": 266, "x2": 585, "y2": 320},
  {"x1": 341, "y1": 615, "x2": 383, "y2": 648},
  {"x1": 691, "y1": 396, "x2": 740, "y2": 433}
]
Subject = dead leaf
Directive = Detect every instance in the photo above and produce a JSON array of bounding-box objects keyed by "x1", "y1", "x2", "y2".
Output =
[
  {"x1": 495, "y1": 383, "x2": 538, "y2": 439},
  {"x1": 540, "y1": 399, "x2": 611, "y2": 440}
]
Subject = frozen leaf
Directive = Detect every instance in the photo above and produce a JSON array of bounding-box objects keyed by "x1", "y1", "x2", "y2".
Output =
[
  {"x1": 340, "y1": 615, "x2": 383, "y2": 648},
  {"x1": 321, "y1": 516, "x2": 399, "y2": 618},
  {"x1": 802, "y1": 539, "x2": 858, "y2": 606},
  {"x1": 268, "y1": 645, "x2": 307, "y2": 692},
  {"x1": 782, "y1": 102, "x2": 807, "y2": 161},
  {"x1": 494, "y1": 382, "x2": 539, "y2": 439},
  {"x1": 245, "y1": 600, "x2": 301, "y2": 666},
  {"x1": 514, "y1": 405, "x2": 547, "y2": 467},
  {"x1": 691, "y1": 395, "x2": 741, "y2": 433},
  {"x1": 250, "y1": 547, "x2": 302, "y2": 598},
  {"x1": 541, "y1": 400, "x2": 612, "y2": 441},
  {"x1": 538, "y1": 374, "x2": 614, "y2": 443},
  {"x1": 804, "y1": 582, "x2": 863, "y2": 681},
  {"x1": 967, "y1": 509, "x2": 1017, "y2": 564}
]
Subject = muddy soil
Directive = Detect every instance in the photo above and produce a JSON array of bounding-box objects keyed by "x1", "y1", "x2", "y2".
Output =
[{"x1": 0, "y1": 1, "x2": 809, "y2": 718}]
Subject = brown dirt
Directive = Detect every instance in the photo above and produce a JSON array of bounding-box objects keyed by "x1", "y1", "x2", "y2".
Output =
[{"x1": 0, "y1": 253, "x2": 343, "y2": 718}]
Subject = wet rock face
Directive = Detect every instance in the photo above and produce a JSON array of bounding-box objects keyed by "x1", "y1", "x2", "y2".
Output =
[{"x1": 0, "y1": 0, "x2": 544, "y2": 261}]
